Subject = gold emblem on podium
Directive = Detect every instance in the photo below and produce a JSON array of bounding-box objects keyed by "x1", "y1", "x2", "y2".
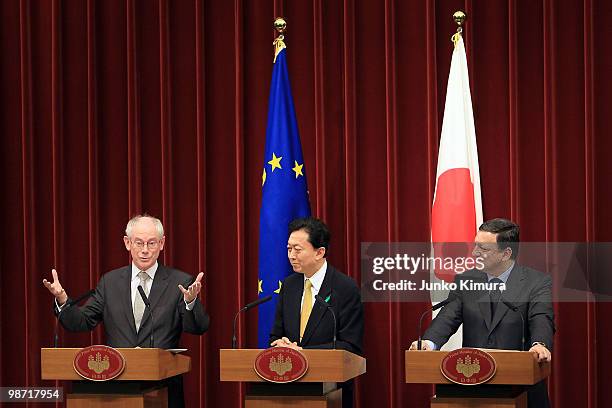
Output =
[
  {"x1": 441, "y1": 348, "x2": 496, "y2": 385},
  {"x1": 73, "y1": 345, "x2": 126, "y2": 381},
  {"x1": 269, "y1": 353, "x2": 293, "y2": 376},
  {"x1": 87, "y1": 352, "x2": 111, "y2": 374},
  {"x1": 455, "y1": 355, "x2": 480, "y2": 378}
]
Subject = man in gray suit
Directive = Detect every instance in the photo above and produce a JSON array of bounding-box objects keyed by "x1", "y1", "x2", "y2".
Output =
[
  {"x1": 43, "y1": 214, "x2": 209, "y2": 407},
  {"x1": 410, "y1": 218, "x2": 554, "y2": 407}
]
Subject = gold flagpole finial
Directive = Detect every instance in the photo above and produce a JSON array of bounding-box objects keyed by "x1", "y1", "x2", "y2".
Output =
[
  {"x1": 451, "y1": 11, "x2": 466, "y2": 47},
  {"x1": 273, "y1": 17, "x2": 287, "y2": 62},
  {"x1": 274, "y1": 17, "x2": 287, "y2": 34}
]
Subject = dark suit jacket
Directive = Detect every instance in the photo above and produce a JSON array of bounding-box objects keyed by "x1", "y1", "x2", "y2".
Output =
[
  {"x1": 423, "y1": 264, "x2": 555, "y2": 407},
  {"x1": 269, "y1": 264, "x2": 364, "y2": 355},
  {"x1": 56, "y1": 264, "x2": 210, "y2": 348},
  {"x1": 424, "y1": 264, "x2": 554, "y2": 350}
]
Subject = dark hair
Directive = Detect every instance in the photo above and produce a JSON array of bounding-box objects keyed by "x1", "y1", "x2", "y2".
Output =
[
  {"x1": 479, "y1": 218, "x2": 520, "y2": 259},
  {"x1": 288, "y1": 217, "x2": 330, "y2": 257}
]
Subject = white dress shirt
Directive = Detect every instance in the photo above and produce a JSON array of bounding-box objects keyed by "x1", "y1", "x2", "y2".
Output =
[{"x1": 131, "y1": 262, "x2": 157, "y2": 305}]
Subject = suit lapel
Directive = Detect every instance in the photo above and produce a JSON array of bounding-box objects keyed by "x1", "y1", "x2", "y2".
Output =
[
  {"x1": 300, "y1": 267, "x2": 334, "y2": 346},
  {"x1": 137, "y1": 265, "x2": 170, "y2": 344},
  {"x1": 120, "y1": 266, "x2": 138, "y2": 339},
  {"x1": 490, "y1": 264, "x2": 525, "y2": 333},
  {"x1": 147, "y1": 265, "x2": 170, "y2": 311},
  {"x1": 473, "y1": 272, "x2": 492, "y2": 332}
]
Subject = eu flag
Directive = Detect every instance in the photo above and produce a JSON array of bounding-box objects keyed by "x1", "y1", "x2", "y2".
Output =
[{"x1": 257, "y1": 46, "x2": 311, "y2": 348}]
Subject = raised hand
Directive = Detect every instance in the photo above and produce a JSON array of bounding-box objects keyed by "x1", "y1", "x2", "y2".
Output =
[
  {"x1": 178, "y1": 272, "x2": 204, "y2": 303},
  {"x1": 43, "y1": 269, "x2": 68, "y2": 305}
]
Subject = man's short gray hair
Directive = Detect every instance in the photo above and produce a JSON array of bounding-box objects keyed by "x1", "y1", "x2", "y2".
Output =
[{"x1": 125, "y1": 214, "x2": 164, "y2": 238}]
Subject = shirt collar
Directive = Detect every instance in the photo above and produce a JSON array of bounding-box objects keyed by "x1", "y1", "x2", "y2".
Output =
[
  {"x1": 131, "y1": 262, "x2": 159, "y2": 281},
  {"x1": 304, "y1": 261, "x2": 327, "y2": 292},
  {"x1": 487, "y1": 261, "x2": 515, "y2": 283}
]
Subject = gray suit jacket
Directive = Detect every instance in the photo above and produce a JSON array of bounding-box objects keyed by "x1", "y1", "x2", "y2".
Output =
[
  {"x1": 56, "y1": 265, "x2": 210, "y2": 348},
  {"x1": 424, "y1": 264, "x2": 554, "y2": 350},
  {"x1": 423, "y1": 264, "x2": 555, "y2": 408}
]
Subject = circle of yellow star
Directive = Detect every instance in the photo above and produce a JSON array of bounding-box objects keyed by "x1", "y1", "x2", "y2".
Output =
[
  {"x1": 274, "y1": 280, "x2": 282, "y2": 294},
  {"x1": 292, "y1": 161, "x2": 304, "y2": 178},
  {"x1": 262, "y1": 168, "x2": 267, "y2": 186},
  {"x1": 268, "y1": 153, "x2": 282, "y2": 172}
]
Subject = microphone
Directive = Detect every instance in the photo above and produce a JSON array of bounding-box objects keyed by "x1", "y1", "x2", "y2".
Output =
[
  {"x1": 137, "y1": 285, "x2": 155, "y2": 348},
  {"x1": 232, "y1": 295, "x2": 272, "y2": 348},
  {"x1": 315, "y1": 295, "x2": 336, "y2": 349},
  {"x1": 417, "y1": 293, "x2": 457, "y2": 350},
  {"x1": 243, "y1": 295, "x2": 273, "y2": 311},
  {"x1": 137, "y1": 285, "x2": 151, "y2": 307},
  {"x1": 501, "y1": 298, "x2": 525, "y2": 351},
  {"x1": 54, "y1": 289, "x2": 95, "y2": 348}
]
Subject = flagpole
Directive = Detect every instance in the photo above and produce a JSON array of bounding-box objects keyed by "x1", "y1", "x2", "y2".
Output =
[
  {"x1": 258, "y1": 15, "x2": 312, "y2": 348},
  {"x1": 430, "y1": 9, "x2": 482, "y2": 351}
]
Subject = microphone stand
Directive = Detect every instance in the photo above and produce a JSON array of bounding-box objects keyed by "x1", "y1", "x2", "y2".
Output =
[
  {"x1": 416, "y1": 294, "x2": 456, "y2": 350},
  {"x1": 54, "y1": 289, "x2": 95, "y2": 347},
  {"x1": 232, "y1": 295, "x2": 273, "y2": 348},
  {"x1": 315, "y1": 295, "x2": 336, "y2": 349},
  {"x1": 501, "y1": 299, "x2": 525, "y2": 351},
  {"x1": 137, "y1": 285, "x2": 154, "y2": 348}
]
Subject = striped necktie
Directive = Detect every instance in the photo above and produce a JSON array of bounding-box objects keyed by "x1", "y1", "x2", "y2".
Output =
[{"x1": 133, "y1": 271, "x2": 150, "y2": 332}]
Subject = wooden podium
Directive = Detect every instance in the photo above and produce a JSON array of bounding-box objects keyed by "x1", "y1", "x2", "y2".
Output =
[
  {"x1": 41, "y1": 348, "x2": 191, "y2": 408},
  {"x1": 405, "y1": 350, "x2": 550, "y2": 408},
  {"x1": 220, "y1": 349, "x2": 366, "y2": 408}
]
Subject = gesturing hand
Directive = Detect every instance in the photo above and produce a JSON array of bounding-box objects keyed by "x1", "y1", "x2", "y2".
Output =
[
  {"x1": 42, "y1": 269, "x2": 68, "y2": 305},
  {"x1": 178, "y1": 272, "x2": 204, "y2": 303}
]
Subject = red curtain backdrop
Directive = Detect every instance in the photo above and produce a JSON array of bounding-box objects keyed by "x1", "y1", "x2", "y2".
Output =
[{"x1": 1, "y1": 0, "x2": 611, "y2": 407}]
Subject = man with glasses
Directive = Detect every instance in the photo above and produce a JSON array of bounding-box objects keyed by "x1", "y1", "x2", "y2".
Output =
[
  {"x1": 409, "y1": 218, "x2": 554, "y2": 408},
  {"x1": 43, "y1": 214, "x2": 209, "y2": 407}
]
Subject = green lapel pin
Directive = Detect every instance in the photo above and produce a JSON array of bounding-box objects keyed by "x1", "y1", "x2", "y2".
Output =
[{"x1": 324, "y1": 294, "x2": 331, "y2": 303}]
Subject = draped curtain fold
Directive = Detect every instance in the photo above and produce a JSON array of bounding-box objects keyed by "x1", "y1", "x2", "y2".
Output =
[{"x1": 1, "y1": 0, "x2": 611, "y2": 407}]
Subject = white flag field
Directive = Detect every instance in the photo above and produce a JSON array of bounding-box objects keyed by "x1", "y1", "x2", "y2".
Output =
[{"x1": 430, "y1": 35, "x2": 483, "y2": 350}]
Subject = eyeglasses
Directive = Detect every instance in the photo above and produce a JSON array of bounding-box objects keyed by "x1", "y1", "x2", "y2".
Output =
[
  {"x1": 474, "y1": 243, "x2": 496, "y2": 252},
  {"x1": 473, "y1": 243, "x2": 508, "y2": 254},
  {"x1": 132, "y1": 240, "x2": 160, "y2": 249}
]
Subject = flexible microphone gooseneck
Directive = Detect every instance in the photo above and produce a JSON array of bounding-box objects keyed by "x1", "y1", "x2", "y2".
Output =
[
  {"x1": 137, "y1": 285, "x2": 155, "y2": 348},
  {"x1": 232, "y1": 295, "x2": 273, "y2": 348},
  {"x1": 417, "y1": 293, "x2": 457, "y2": 350},
  {"x1": 314, "y1": 295, "x2": 336, "y2": 349},
  {"x1": 54, "y1": 289, "x2": 95, "y2": 348},
  {"x1": 501, "y1": 298, "x2": 526, "y2": 351}
]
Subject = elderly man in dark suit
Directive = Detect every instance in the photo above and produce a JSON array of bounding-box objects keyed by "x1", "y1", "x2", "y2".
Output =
[
  {"x1": 43, "y1": 214, "x2": 209, "y2": 408},
  {"x1": 410, "y1": 218, "x2": 555, "y2": 408},
  {"x1": 270, "y1": 217, "x2": 364, "y2": 408}
]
